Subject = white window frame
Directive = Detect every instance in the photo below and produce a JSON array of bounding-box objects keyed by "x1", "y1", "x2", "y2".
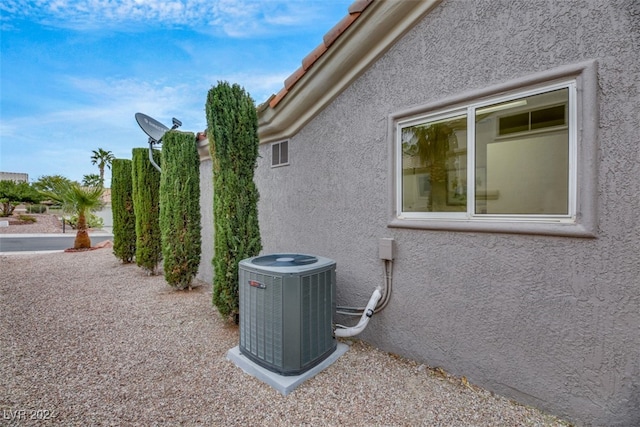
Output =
[
  {"x1": 388, "y1": 61, "x2": 598, "y2": 237},
  {"x1": 271, "y1": 140, "x2": 289, "y2": 168}
]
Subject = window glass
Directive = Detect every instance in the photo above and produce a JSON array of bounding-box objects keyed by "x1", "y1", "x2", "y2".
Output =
[
  {"x1": 475, "y1": 88, "x2": 569, "y2": 215},
  {"x1": 531, "y1": 105, "x2": 565, "y2": 130},
  {"x1": 397, "y1": 84, "x2": 574, "y2": 220},
  {"x1": 401, "y1": 114, "x2": 467, "y2": 213},
  {"x1": 280, "y1": 140, "x2": 288, "y2": 164},
  {"x1": 272, "y1": 143, "x2": 280, "y2": 166},
  {"x1": 499, "y1": 112, "x2": 529, "y2": 135}
]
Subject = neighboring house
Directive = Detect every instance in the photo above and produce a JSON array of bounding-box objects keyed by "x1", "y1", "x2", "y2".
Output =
[
  {"x1": 198, "y1": 1, "x2": 639, "y2": 425},
  {"x1": 0, "y1": 172, "x2": 29, "y2": 183},
  {"x1": 100, "y1": 188, "x2": 112, "y2": 205}
]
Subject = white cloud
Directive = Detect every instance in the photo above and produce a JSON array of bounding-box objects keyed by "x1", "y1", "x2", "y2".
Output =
[
  {"x1": 3, "y1": 0, "x2": 215, "y2": 31},
  {"x1": 0, "y1": 74, "x2": 210, "y2": 183},
  {"x1": 203, "y1": 70, "x2": 291, "y2": 105},
  {"x1": 2, "y1": 0, "x2": 347, "y2": 38},
  {"x1": 1, "y1": 0, "x2": 353, "y2": 183}
]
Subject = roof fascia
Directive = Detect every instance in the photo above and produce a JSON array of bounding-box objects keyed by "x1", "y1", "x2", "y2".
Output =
[{"x1": 257, "y1": 0, "x2": 442, "y2": 144}]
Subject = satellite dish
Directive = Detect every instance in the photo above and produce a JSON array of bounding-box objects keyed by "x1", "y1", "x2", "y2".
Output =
[
  {"x1": 134, "y1": 112, "x2": 183, "y2": 173},
  {"x1": 135, "y1": 112, "x2": 170, "y2": 143}
]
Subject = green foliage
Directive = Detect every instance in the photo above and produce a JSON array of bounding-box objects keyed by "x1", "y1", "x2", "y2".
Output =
[
  {"x1": 18, "y1": 214, "x2": 37, "y2": 223},
  {"x1": 48, "y1": 183, "x2": 103, "y2": 217},
  {"x1": 82, "y1": 173, "x2": 102, "y2": 187},
  {"x1": 32, "y1": 175, "x2": 74, "y2": 194},
  {"x1": 132, "y1": 148, "x2": 162, "y2": 274},
  {"x1": 26, "y1": 204, "x2": 47, "y2": 214},
  {"x1": 91, "y1": 148, "x2": 115, "y2": 187},
  {"x1": 65, "y1": 212, "x2": 104, "y2": 229},
  {"x1": 111, "y1": 159, "x2": 136, "y2": 263},
  {"x1": 0, "y1": 180, "x2": 44, "y2": 217},
  {"x1": 206, "y1": 81, "x2": 262, "y2": 319},
  {"x1": 47, "y1": 183, "x2": 104, "y2": 249},
  {"x1": 160, "y1": 130, "x2": 202, "y2": 289}
]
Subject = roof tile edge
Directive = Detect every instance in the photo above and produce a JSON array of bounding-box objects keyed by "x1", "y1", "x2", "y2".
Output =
[
  {"x1": 348, "y1": 0, "x2": 374, "y2": 14},
  {"x1": 267, "y1": 0, "x2": 374, "y2": 109}
]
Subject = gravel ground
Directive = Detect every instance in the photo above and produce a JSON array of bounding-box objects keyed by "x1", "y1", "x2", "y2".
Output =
[
  {"x1": 1, "y1": 248, "x2": 571, "y2": 426},
  {"x1": 0, "y1": 214, "x2": 64, "y2": 234}
]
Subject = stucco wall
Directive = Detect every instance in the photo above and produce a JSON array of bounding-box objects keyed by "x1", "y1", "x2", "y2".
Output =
[
  {"x1": 252, "y1": 1, "x2": 640, "y2": 426},
  {"x1": 197, "y1": 157, "x2": 214, "y2": 284}
]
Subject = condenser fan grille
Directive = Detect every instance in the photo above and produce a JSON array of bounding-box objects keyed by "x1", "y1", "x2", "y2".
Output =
[{"x1": 252, "y1": 254, "x2": 318, "y2": 267}]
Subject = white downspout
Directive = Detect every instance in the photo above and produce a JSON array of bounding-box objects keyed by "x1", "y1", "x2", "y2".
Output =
[{"x1": 334, "y1": 288, "x2": 382, "y2": 338}]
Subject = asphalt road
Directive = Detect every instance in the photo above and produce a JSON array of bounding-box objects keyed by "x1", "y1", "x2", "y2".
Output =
[{"x1": 0, "y1": 234, "x2": 113, "y2": 253}]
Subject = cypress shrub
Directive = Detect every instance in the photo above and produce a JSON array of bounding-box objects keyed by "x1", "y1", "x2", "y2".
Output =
[
  {"x1": 111, "y1": 158, "x2": 136, "y2": 263},
  {"x1": 206, "y1": 81, "x2": 262, "y2": 319},
  {"x1": 131, "y1": 148, "x2": 162, "y2": 275},
  {"x1": 160, "y1": 130, "x2": 201, "y2": 289}
]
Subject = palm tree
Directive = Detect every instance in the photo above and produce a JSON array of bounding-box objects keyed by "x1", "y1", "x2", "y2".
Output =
[
  {"x1": 32, "y1": 175, "x2": 73, "y2": 194},
  {"x1": 43, "y1": 182, "x2": 104, "y2": 249},
  {"x1": 82, "y1": 173, "x2": 101, "y2": 187},
  {"x1": 64, "y1": 184, "x2": 104, "y2": 249},
  {"x1": 90, "y1": 148, "x2": 115, "y2": 187}
]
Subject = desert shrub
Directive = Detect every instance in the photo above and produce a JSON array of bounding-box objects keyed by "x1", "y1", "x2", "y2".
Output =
[
  {"x1": 206, "y1": 81, "x2": 262, "y2": 319},
  {"x1": 160, "y1": 130, "x2": 201, "y2": 289},
  {"x1": 18, "y1": 214, "x2": 37, "y2": 223},
  {"x1": 111, "y1": 158, "x2": 136, "y2": 263},
  {"x1": 26, "y1": 204, "x2": 47, "y2": 214},
  {"x1": 65, "y1": 212, "x2": 103, "y2": 229}
]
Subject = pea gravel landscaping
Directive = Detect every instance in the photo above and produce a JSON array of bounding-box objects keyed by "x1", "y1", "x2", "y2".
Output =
[{"x1": 0, "y1": 248, "x2": 571, "y2": 426}]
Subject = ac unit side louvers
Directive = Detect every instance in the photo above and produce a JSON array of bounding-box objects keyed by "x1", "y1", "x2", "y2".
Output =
[{"x1": 238, "y1": 254, "x2": 336, "y2": 376}]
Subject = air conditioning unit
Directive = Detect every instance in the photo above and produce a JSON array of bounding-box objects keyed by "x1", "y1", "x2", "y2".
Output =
[{"x1": 238, "y1": 253, "x2": 336, "y2": 376}]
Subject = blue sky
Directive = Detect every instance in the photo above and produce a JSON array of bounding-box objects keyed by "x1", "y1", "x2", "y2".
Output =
[{"x1": 0, "y1": 0, "x2": 353, "y2": 185}]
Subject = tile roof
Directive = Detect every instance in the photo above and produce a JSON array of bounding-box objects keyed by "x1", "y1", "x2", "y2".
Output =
[
  {"x1": 260, "y1": 0, "x2": 374, "y2": 111},
  {"x1": 202, "y1": 0, "x2": 438, "y2": 145}
]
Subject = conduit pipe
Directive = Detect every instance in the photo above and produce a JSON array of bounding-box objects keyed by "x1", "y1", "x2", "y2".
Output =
[
  {"x1": 336, "y1": 259, "x2": 393, "y2": 316},
  {"x1": 334, "y1": 288, "x2": 382, "y2": 337}
]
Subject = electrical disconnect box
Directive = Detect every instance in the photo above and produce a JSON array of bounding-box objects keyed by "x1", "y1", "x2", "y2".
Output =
[{"x1": 379, "y1": 238, "x2": 395, "y2": 260}]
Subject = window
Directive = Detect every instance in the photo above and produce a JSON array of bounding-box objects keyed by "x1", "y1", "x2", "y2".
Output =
[
  {"x1": 400, "y1": 111, "x2": 468, "y2": 214},
  {"x1": 475, "y1": 87, "x2": 571, "y2": 216},
  {"x1": 397, "y1": 83, "x2": 573, "y2": 220},
  {"x1": 390, "y1": 60, "x2": 598, "y2": 237},
  {"x1": 499, "y1": 104, "x2": 566, "y2": 136},
  {"x1": 271, "y1": 140, "x2": 289, "y2": 167}
]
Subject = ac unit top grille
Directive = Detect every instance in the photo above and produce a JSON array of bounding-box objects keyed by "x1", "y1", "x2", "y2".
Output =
[
  {"x1": 251, "y1": 253, "x2": 318, "y2": 267},
  {"x1": 242, "y1": 253, "x2": 336, "y2": 275}
]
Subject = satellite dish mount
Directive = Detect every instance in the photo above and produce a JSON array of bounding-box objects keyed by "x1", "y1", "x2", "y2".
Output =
[{"x1": 134, "y1": 112, "x2": 182, "y2": 172}]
